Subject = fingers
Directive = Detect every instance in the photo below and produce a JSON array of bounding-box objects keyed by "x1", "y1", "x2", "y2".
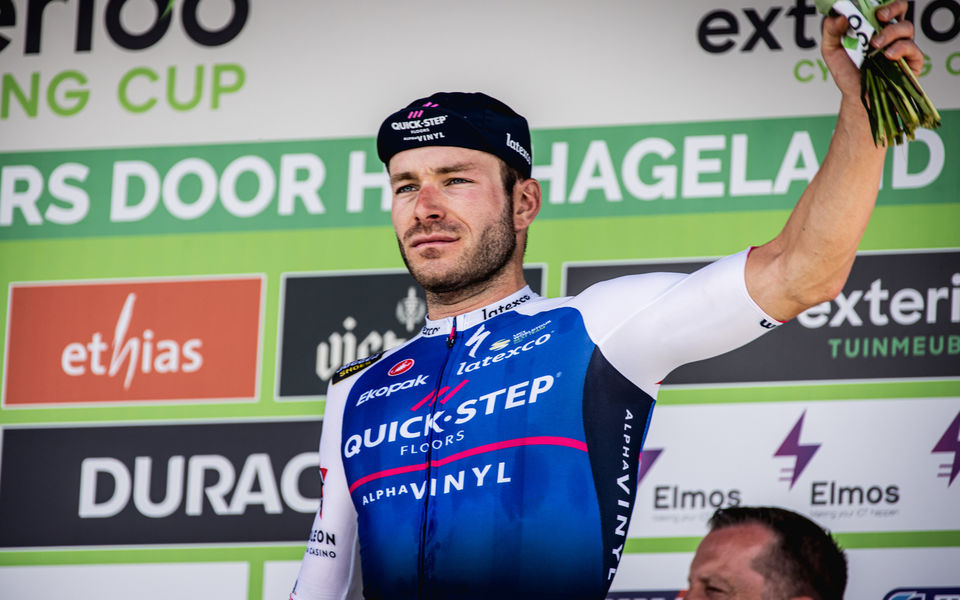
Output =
[
  {"x1": 821, "y1": 14, "x2": 849, "y2": 50},
  {"x1": 876, "y1": 0, "x2": 909, "y2": 23},
  {"x1": 880, "y1": 38, "x2": 925, "y2": 74},
  {"x1": 872, "y1": 19, "x2": 914, "y2": 49},
  {"x1": 872, "y1": 6, "x2": 924, "y2": 75},
  {"x1": 822, "y1": 13, "x2": 849, "y2": 37}
]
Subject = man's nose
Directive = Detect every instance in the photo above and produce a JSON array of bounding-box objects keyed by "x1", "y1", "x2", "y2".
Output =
[{"x1": 414, "y1": 183, "x2": 446, "y2": 221}]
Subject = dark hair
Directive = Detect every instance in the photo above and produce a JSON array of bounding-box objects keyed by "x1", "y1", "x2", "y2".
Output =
[
  {"x1": 708, "y1": 506, "x2": 847, "y2": 600},
  {"x1": 499, "y1": 160, "x2": 522, "y2": 199},
  {"x1": 498, "y1": 160, "x2": 529, "y2": 253}
]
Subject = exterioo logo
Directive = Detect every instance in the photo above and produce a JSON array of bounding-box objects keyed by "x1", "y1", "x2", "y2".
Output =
[
  {"x1": 774, "y1": 411, "x2": 820, "y2": 489},
  {"x1": 564, "y1": 251, "x2": 960, "y2": 384},
  {"x1": 0, "y1": 0, "x2": 250, "y2": 56},
  {"x1": 696, "y1": 1, "x2": 960, "y2": 55}
]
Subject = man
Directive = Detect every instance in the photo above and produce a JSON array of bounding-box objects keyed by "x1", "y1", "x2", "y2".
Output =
[
  {"x1": 685, "y1": 506, "x2": 847, "y2": 600},
  {"x1": 291, "y1": 4, "x2": 922, "y2": 599}
]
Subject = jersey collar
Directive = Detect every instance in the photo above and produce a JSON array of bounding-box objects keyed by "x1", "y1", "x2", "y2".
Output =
[{"x1": 419, "y1": 286, "x2": 538, "y2": 337}]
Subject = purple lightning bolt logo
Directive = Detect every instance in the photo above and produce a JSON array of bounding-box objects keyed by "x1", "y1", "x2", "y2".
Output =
[
  {"x1": 932, "y1": 410, "x2": 960, "y2": 487},
  {"x1": 637, "y1": 448, "x2": 663, "y2": 486},
  {"x1": 774, "y1": 411, "x2": 820, "y2": 489}
]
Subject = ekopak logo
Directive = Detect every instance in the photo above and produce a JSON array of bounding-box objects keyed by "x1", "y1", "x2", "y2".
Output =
[
  {"x1": 2, "y1": 277, "x2": 262, "y2": 405},
  {"x1": 932, "y1": 410, "x2": 960, "y2": 487},
  {"x1": 774, "y1": 411, "x2": 821, "y2": 489}
]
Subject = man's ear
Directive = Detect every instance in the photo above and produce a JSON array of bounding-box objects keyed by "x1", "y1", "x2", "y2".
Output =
[{"x1": 513, "y1": 178, "x2": 542, "y2": 230}]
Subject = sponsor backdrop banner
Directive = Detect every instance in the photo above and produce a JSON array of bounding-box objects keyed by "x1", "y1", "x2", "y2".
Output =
[
  {"x1": 0, "y1": 420, "x2": 321, "y2": 547},
  {"x1": 1, "y1": 1, "x2": 958, "y2": 599},
  {"x1": 565, "y1": 250, "x2": 960, "y2": 384}
]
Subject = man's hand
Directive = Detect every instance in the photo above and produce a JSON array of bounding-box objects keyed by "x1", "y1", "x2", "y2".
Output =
[
  {"x1": 821, "y1": 0, "x2": 923, "y2": 99},
  {"x1": 747, "y1": 0, "x2": 928, "y2": 321}
]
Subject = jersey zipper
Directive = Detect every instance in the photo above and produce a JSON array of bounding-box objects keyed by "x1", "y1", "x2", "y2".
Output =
[{"x1": 417, "y1": 320, "x2": 457, "y2": 599}]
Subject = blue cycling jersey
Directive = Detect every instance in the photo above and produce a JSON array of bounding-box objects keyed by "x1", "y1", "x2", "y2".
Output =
[{"x1": 292, "y1": 251, "x2": 778, "y2": 600}]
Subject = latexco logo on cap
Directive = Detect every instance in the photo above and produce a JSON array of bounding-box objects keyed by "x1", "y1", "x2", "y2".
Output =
[
  {"x1": 3, "y1": 276, "x2": 262, "y2": 405},
  {"x1": 505, "y1": 132, "x2": 531, "y2": 165}
]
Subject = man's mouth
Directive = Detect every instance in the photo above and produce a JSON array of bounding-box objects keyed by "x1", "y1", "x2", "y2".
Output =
[{"x1": 410, "y1": 234, "x2": 458, "y2": 249}]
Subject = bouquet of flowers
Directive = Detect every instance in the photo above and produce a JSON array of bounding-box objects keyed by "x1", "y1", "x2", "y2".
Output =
[{"x1": 816, "y1": 0, "x2": 941, "y2": 146}]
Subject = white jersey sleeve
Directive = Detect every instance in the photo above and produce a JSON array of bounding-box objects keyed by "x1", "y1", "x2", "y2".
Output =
[
  {"x1": 290, "y1": 379, "x2": 363, "y2": 600},
  {"x1": 570, "y1": 249, "x2": 780, "y2": 397}
]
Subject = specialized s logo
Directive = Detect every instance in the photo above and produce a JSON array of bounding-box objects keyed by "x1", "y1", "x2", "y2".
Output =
[
  {"x1": 464, "y1": 324, "x2": 490, "y2": 359},
  {"x1": 774, "y1": 411, "x2": 820, "y2": 489}
]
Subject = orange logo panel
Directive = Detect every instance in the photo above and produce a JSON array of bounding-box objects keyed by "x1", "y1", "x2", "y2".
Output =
[{"x1": 4, "y1": 277, "x2": 262, "y2": 405}]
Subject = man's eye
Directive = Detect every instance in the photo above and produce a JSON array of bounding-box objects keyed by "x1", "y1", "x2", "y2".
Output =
[
  {"x1": 395, "y1": 184, "x2": 416, "y2": 194},
  {"x1": 447, "y1": 177, "x2": 470, "y2": 185}
]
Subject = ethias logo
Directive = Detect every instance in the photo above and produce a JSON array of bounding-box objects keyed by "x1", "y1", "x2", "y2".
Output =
[{"x1": 3, "y1": 277, "x2": 262, "y2": 405}]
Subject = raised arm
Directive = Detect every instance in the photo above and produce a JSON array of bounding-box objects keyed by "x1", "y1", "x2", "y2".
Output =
[{"x1": 745, "y1": 0, "x2": 924, "y2": 322}]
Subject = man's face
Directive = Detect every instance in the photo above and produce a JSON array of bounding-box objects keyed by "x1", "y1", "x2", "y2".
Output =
[
  {"x1": 389, "y1": 146, "x2": 518, "y2": 294},
  {"x1": 685, "y1": 523, "x2": 774, "y2": 600}
]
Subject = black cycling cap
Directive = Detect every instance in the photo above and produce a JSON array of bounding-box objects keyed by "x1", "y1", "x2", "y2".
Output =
[{"x1": 376, "y1": 91, "x2": 532, "y2": 179}]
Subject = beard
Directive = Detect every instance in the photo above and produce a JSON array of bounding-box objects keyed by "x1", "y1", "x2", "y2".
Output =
[{"x1": 398, "y1": 197, "x2": 517, "y2": 295}]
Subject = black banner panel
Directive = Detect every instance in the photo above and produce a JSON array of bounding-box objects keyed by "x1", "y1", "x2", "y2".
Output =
[
  {"x1": 565, "y1": 250, "x2": 960, "y2": 384},
  {"x1": 0, "y1": 420, "x2": 323, "y2": 547}
]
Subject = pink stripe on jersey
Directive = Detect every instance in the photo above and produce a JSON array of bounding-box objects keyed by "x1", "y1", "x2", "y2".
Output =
[{"x1": 348, "y1": 436, "x2": 588, "y2": 493}]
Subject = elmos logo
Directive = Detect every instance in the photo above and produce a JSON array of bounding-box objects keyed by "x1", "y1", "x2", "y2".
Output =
[
  {"x1": 932, "y1": 410, "x2": 960, "y2": 486},
  {"x1": 774, "y1": 410, "x2": 821, "y2": 489}
]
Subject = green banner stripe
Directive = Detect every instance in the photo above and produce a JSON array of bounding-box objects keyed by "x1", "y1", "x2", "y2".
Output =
[
  {"x1": 0, "y1": 545, "x2": 305, "y2": 565},
  {"x1": 658, "y1": 379, "x2": 960, "y2": 405},
  {"x1": 247, "y1": 558, "x2": 264, "y2": 600},
  {"x1": 1, "y1": 205, "x2": 958, "y2": 428},
  {"x1": 624, "y1": 530, "x2": 960, "y2": 553},
  {"x1": 2, "y1": 378, "x2": 956, "y2": 427},
  {"x1": 833, "y1": 530, "x2": 960, "y2": 549},
  {"x1": 1, "y1": 111, "x2": 956, "y2": 240},
  {"x1": 4, "y1": 531, "x2": 956, "y2": 566},
  {"x1": 0, "y1": 401, "x2": 324, "y2": 425}
]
